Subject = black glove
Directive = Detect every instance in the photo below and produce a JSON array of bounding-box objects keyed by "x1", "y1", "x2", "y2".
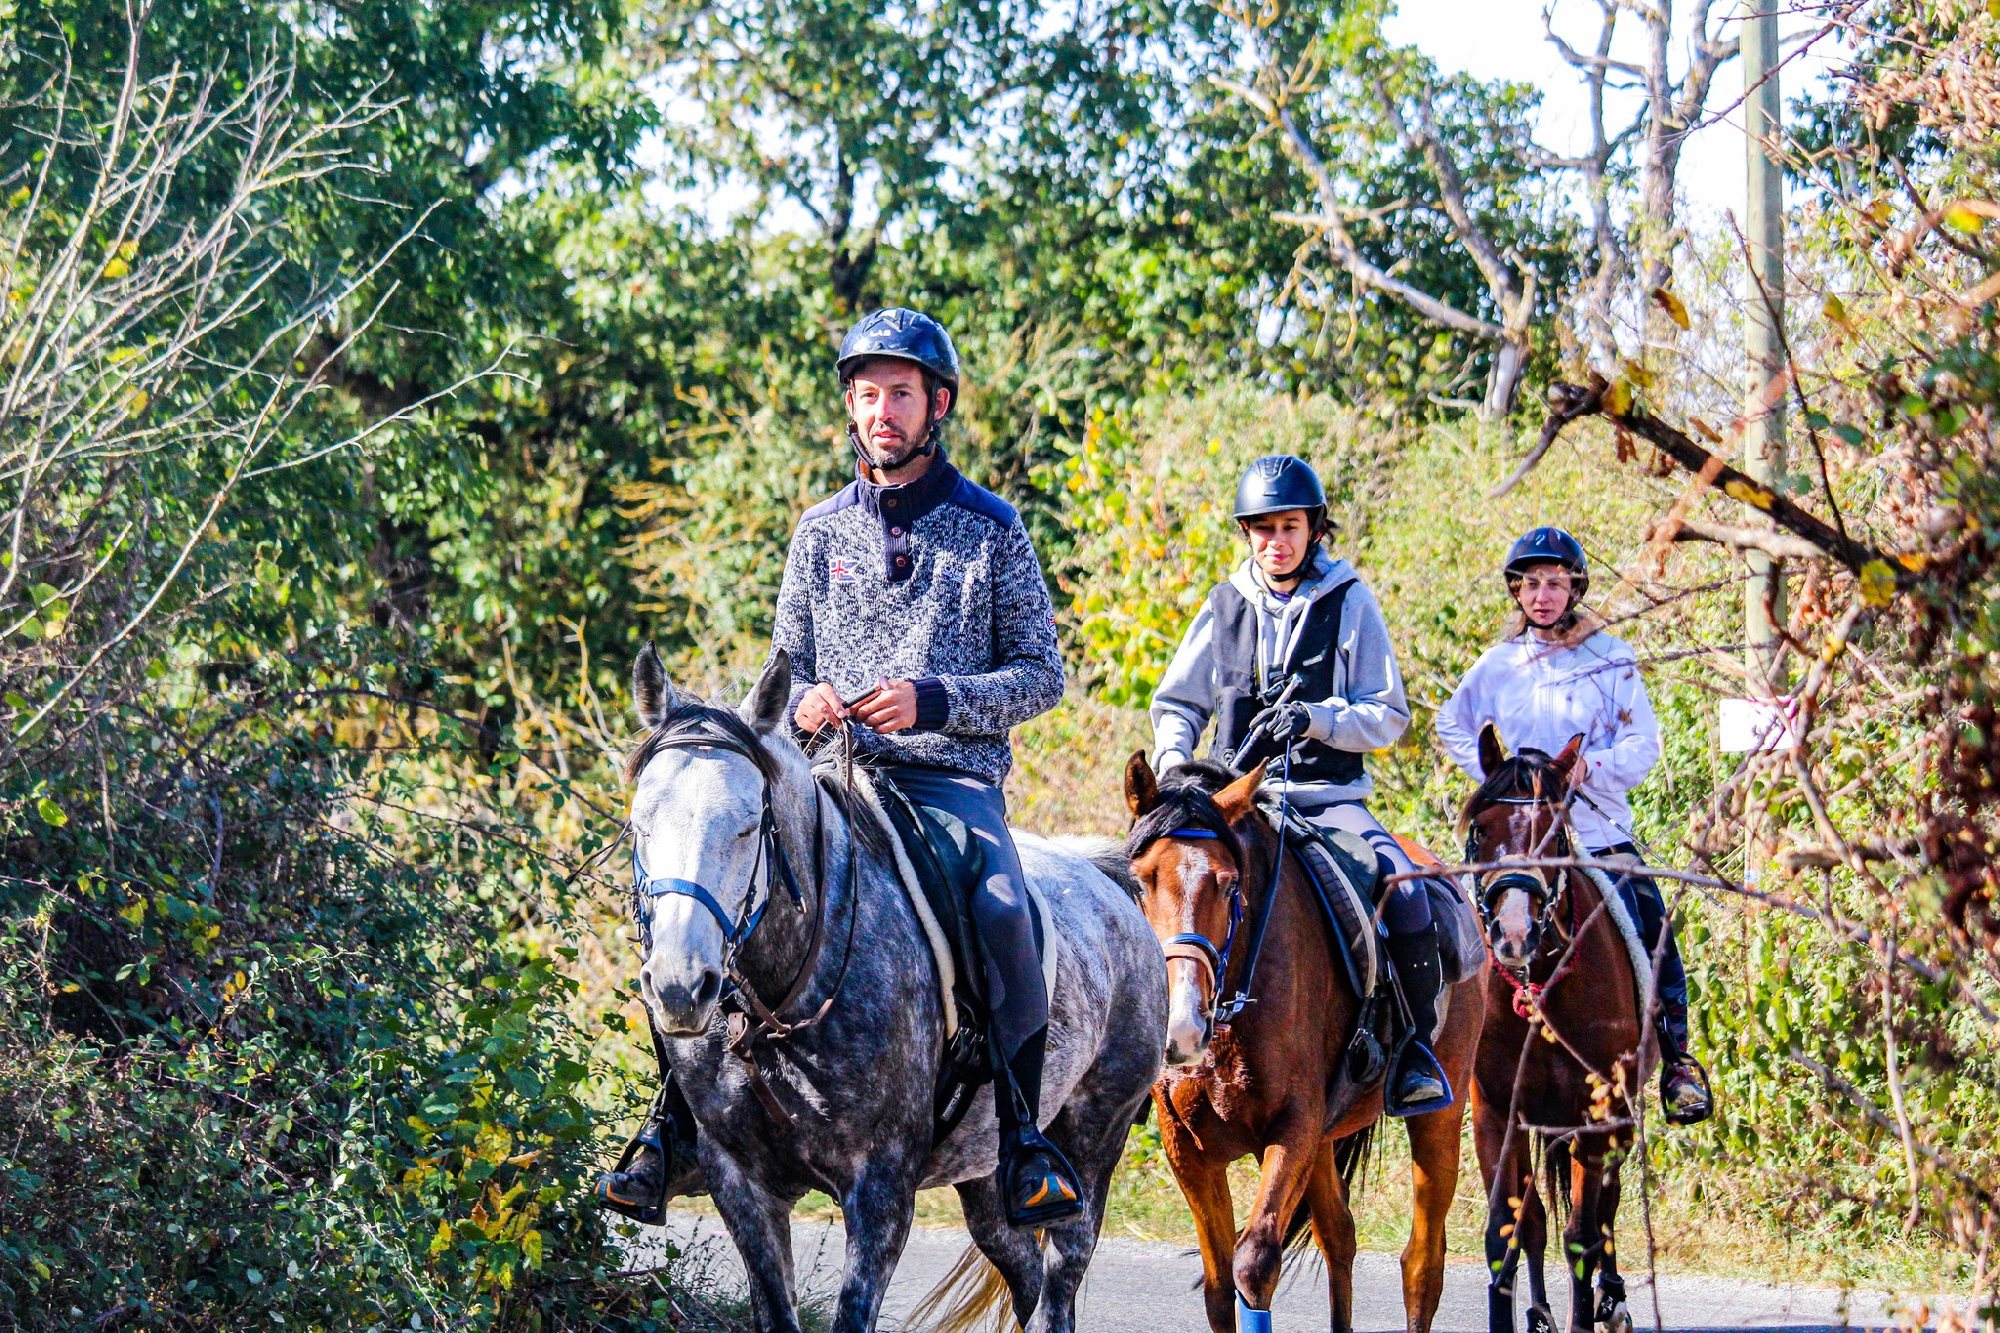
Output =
[{"x1": 1248, "y1": 701, "x2": 1313, "y2": 748}]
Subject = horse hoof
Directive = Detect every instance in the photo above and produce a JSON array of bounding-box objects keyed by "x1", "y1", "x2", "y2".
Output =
[
  {"x1": 1526, "y1": 1302, "x2": 1555, "y2": 1333},
  {"x1": 1597, "y1": 1301, "x2": 1632, "y2": 1333}
]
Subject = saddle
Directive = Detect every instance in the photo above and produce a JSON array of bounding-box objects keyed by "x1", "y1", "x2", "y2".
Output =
[
  {"x1": 861, "y1": 776, "x2": 1052, "y2": 1145},
  {"x1": 1258, "y1": 799, "x2": 1481, "y2": 1093}
]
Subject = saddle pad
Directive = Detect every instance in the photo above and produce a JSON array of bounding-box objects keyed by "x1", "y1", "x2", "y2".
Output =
[
  {"x1": 847, "y1": 772, "x2": 1059, "y2": 1038},
  {"x1": 1583, "y1": 865, "x2": 1657, "y2": 1018},
  {"x1": 1263, "y1": 800, "x2": 1381, "y2": 1003}
]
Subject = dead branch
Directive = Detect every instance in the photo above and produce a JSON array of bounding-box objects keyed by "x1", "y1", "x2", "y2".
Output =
[{"x1": 1652, "y1": 517, "x2": 1834, "y2": 561}]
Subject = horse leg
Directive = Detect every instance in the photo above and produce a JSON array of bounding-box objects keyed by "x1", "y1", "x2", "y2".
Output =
[
  {"x1": 832, "y1": 1151, "x2": 923, "y2": 1333},
  {"x1": 1171, "y1": 1146, "x2": 1241, "y2": 1333},
  {"x1": 1561, "y1": 1153, "x2": 1607, "y2": 1333},
  {"x1": 1400, "y1": 1105, "x2": 1463, "y2": 1333},
  {"x1": 1593, "y1": 1163, "x2": 1631, "y2": 1333},
  {"x1": 706, "y1": 1152, "x2": 801, "y2": 1333},
  {"x1": 1234, "y1": 1114, "x2": 1321, "y2": 1323},
  {"x1": 1303, "y1": 1137, "x2": 1357, "y2": 1333},
  {"x1": 1029, "y1": 1110, "x2": 1130, "y2": 1333},
  {"x1": 1516, "y1": 1174, "x2": 1552, "y2": 1333},
  {"x1": 1474, "y1": 1111, "x2": 1529, "y2": 1333},
  {"x1": 956, "y1": 1174, "x2": 1048, "y2": 1327}
]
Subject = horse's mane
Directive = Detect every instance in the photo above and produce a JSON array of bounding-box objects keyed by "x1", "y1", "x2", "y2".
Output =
[
  {"x1": 623, "y1": 695, "x2": 779, "y2": 784},
  {"x1": 1457, "y1": 747, "x2": 1564, "y2": 836},
  {"x1": 1125, "y1": 760, "x2": 1250, "y2": 869}
]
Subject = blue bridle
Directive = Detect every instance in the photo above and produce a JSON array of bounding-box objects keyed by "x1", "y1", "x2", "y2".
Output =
[{"x1": 629, "y1": 730, "x2": 807, "y2": 991}]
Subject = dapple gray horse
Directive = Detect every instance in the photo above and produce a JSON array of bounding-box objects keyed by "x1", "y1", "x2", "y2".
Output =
[{"x1": 625, "y1": 646, "x2": 1165, "y2": 1332}]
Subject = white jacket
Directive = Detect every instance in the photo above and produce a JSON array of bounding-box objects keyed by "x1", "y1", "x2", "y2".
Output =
[
  {"x1": 1150, "y1": 551, "x2": 1410, "y2": 804},
  {"x1": 1435, "y1": 630, "x2": 1660, "y2": 851}
]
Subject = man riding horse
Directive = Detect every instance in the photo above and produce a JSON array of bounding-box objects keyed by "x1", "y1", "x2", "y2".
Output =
[
  {"x1": 1148, "y1": 455, "x2": 1453, "y2": 1117},
  {"x1": 600, "y1": 307, "x2": 1087, "y2": 1228}
]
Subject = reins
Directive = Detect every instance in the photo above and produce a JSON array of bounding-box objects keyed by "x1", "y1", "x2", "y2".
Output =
[{"x1": 630, "y1": 717, "x2": 867, "y2": 1126}]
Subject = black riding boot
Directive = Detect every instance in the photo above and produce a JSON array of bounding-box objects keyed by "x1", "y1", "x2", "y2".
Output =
[
  {"x1": 1615, "y1": 865, "x2": 1713, "y2": 1126},
  {"x1": 995, "y1": 1025, "x2": 1086, "y2": 1228},
  {"x1": 1384, "y1": 920, "x2": 1454, "y2": 1118},
  {"x1": 596, "y1": 1067, "x2": 704, "y2": 1224}
]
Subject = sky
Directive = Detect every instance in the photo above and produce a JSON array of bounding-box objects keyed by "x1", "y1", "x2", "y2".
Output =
[{"x1": 1383, "y1": 0, "x2": 1847, "y2": 224}]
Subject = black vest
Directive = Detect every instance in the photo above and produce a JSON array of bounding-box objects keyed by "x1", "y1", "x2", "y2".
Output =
[{"x1": 1209, "y1": 578, "x2": 1361, "y2": 784}]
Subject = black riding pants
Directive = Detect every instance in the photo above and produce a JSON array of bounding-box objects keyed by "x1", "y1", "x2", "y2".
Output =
[
  {"x1": 1595, "y1": 843, "x2": 1691, "y2": 1046},
  {"x1": 886, "y1": 762, "x2": 1046, "y2": 1063}
]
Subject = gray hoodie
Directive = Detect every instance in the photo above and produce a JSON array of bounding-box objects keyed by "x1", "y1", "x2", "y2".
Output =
[{"x1": 1149, "y1": 549, "x2": 1410, "y2": 804}]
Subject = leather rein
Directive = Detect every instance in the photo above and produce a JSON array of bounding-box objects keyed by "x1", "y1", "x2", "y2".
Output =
[{"x1": 630, "y1": 722, "x2": 864, "y2": 1124}]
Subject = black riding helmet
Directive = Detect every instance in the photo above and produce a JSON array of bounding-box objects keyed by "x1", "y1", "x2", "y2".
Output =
[
  {"x1": 1504, "y1": 526, "x2": 1590, "y2": 600},
  {"x1": 1234, "y1": 454, "x2": 1328, "y2": 526}
]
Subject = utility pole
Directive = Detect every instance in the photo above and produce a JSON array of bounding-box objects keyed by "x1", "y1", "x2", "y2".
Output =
[
  {"x1": 1742, "y1": 0, "x2": 1787, "y2": 887},
  {"x1": 1744, "y1": 0, "x2": 1787, "y2": 693}
]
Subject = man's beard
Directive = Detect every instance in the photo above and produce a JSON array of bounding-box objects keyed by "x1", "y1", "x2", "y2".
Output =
[{"x1": 857, "y1": 416, "x2": 931, "y2": 471}]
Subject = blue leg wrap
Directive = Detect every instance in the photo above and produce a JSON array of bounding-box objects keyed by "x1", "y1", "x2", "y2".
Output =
[{"x1": 1237, "y1": 1295, "x2": 1274, "y2": 1332}]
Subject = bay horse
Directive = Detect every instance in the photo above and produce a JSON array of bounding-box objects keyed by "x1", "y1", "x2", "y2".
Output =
[
  {"x1": 1462, "y1": 725, "x2": 1650, "y2": 1333},
  {"x1": 624, "y1": 647, "x2": 1165, "y2": 1332},
  {"x1": 1124, "y1": 756, "x2": 1486, "y2": 1333}
]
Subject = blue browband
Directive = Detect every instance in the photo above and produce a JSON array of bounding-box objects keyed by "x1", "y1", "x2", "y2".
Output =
[{"x1": 1170, "y1": 828, "x2": 1221, "y2": 840}]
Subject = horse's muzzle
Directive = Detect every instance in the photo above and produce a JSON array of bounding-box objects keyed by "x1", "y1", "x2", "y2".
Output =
[
  {"x1": 645, "y1": 962, "x2": 723, "y2": 1036},
  {"x1": 1164, "y1": 976, "x2": 1213, "y2": 1065}
]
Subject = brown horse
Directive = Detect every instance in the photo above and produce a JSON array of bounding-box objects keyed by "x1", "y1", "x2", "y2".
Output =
[
  {"x1": 1462, "y1": 726, "x2": 1651, "y2": 1333},
  {"x1": 1124, "y1": 755, "x2": 1486, "y2": 1333}
]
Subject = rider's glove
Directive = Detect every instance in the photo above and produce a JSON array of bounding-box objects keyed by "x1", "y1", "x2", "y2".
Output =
[{"x1": 1249, "y1": 701, "x2": 1313, "y2": 747}]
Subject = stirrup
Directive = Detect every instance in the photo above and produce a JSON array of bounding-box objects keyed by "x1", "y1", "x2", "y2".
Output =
[
  {"x1": 1662, "y1": 1056, "x2": 1713, "y2": 1126},
  {"x1": 1000, "y1": 1129, "x2": 1086, "y2": 1229},
  {"x1": 1384, "y1": 1038, "x2": 1454, "y2": 1118},
  {"x1": 596, "y1": 1123, "x2": 670, "y2": 1226}
]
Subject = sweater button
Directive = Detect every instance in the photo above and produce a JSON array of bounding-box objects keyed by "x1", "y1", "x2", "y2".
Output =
[
  {"x1": 894, "y1": 554, "x2": 909, "y2": 568},
  {"x1": 890, "y1": 526, "x2": 903, "y2": 537}
]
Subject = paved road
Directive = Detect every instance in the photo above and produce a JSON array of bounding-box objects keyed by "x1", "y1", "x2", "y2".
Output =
[{"x1": 634, "y1": 1211, "x2": 1907, "y2": 1331}]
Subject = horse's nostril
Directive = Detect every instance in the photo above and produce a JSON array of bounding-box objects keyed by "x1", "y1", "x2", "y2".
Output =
[{"x1": 690, "y1": 970, "x2": 720, "y2": 1009}]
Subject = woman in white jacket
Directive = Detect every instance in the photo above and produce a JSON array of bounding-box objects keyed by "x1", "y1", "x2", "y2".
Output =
[{"x1": 1436, "y1": 527, "x2": 1711, "y2": 1124}]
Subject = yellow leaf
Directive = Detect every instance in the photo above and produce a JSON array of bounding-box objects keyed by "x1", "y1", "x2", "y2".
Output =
[
  {"x1": 1859, "y1": 559, "x2": 1898, "y2": 607},
  {"x1": 1821, "y1": 293, "x2": 1851, "y2": 331},
  {"x1": 505, "y1": 1149, "x2": 542, "y2": 1169},
  {"x1": 428, "y1": 1219, "x2": 452, "y2": 1256},
  {"x1": 1651, "y1": 287, "x2": 1691, "y2": 330},
  {"x1": 100, "y1": 256, "x2": 129, "y2": 281},
  {"x1": 6, "y1": 186, "x2": 28, "y2": 208},
  {"x1": 1602, "y1": 379, "x2": 1633, "y2": 415},
  {"x1": 1722, "y1": 478, "x2": 1773, "y2": 511},
  {"x1": 122, "y1": 388, "x2": 149, "y2": 414},
  {"x1": 1943, "y1": 202, "x2": 1986, "y2": 235},
  {"x1": 1894, "y1": 551, "x2": 1929, "y2": 572},
  {"x1": 117, "y1": 897, "x2": 146, "y2": 926},
  {"x1": 1621, "y1": 358, "x2": 1656, "y2": 390}
]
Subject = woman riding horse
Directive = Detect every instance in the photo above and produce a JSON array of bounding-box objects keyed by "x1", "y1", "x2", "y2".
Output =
[
  {"x1": 1150, "y1": 454, "x2": 1451, "y2": 1115},
  {"x1": 1436, "y1": 526, "x2": 1711, "y2": 1124}
]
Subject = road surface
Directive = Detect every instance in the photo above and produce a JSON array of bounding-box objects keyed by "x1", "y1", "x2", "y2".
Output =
[{"x1": 631, "y1": 1211, "x2": 1909, "y2": 1330}]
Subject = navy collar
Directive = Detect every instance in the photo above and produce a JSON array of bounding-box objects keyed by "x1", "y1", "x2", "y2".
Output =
[{"x1": 855, "y1": 449, "x2": 960, "y2": 524}]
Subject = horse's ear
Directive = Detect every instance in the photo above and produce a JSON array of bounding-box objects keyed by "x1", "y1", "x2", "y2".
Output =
[
  {"x1": 1551, "y1": 732, "x2": 1588, "y2": 788},
  {"x1": 1478, "y1": 722, "x2": 1506, "y2": 778},
  {"x1": 1214, "y1": 760, "x2": 1268, "y2": 817},
  {"x1": 745, "y1": 650, "x2": 792, "y2": 733},
  {"x1": 633, "y1": 641, "x2": 675, "y2": 728},
  {"x1": 1125, "y1": 751, "x2": 1160, "y2": 818}
]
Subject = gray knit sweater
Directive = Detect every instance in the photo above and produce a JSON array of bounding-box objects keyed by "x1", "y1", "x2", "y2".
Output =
[{"x1": 770, "y1": 452, "x2": 1065, "y2": 784}]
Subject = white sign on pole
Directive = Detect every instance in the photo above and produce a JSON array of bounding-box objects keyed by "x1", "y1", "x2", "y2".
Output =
[{"x1": 1718, "y1": 696, "x2": 1801, "y2": 753}]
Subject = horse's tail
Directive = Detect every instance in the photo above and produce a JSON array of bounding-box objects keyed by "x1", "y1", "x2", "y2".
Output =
[
  {"x1": 1540, "y1": 1133, "x2": 1573, "y2": 1231},
  {"x1": 907, "y1": 1243, "x2": 1017, "y2": 1333},
  {"x1": 1333, "y1": 1122, "x2": 1375, "y2": 1200}
]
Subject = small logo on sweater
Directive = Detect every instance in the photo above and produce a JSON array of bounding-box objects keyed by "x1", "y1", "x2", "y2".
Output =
[{"x1": 828, "y1": 553, "x2": 856, "y2": 583}]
